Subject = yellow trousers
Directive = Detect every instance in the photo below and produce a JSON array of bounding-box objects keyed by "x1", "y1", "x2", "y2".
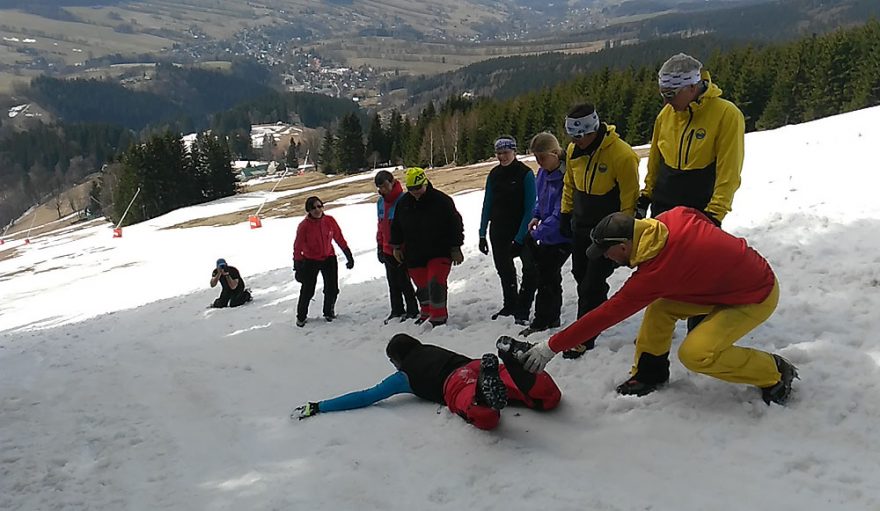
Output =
[{"x1": 634, "y1": 280, "x2": 781, "y2": 387}]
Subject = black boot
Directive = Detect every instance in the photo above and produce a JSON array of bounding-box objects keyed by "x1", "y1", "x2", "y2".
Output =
[
  {"x1": 475, "y1": 354, "x2": 508, "y2": 410},
  {"x1": 761, "y1": 354, "x2": 799, "y2": 405},
  {"x1": 562, "y1": 338, "x2": 596, "y2": 359},
  {"x1": 491, "y1": 307, "x2": 514, "y2": 320},
  {"x1": 496, "y1": 336, "x2": 537, "y2": 394},
  {"x1": 616, "y1": 377, "x2": 666, "y2": 396},
  {"x1": 616, "y1": 352, "x2": 670, "y2": 396},
  {"x1": 492, "y1": 281, "x2": 518, "y2": 320},
  {"x1": 383, "y1": 311, "x2": 404, "y2": 325}
]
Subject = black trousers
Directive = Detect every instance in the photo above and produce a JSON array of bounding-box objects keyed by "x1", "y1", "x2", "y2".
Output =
[
  {"x1": 383, "y1": 255, "x2": 418, "y2": 315},
  {"x1": 571, "y1": 230, "x2": 615, "y2": 339},
  {"x1": 490, "y1": 229, "x2": 537, "y2": 320},
  {"x1": 296, "y1": 257, "x2": 339, "y2": 321},
  {"x1": 212, "y1": 286, "x2": 250, "y2": 308},
  {"x1": 529, "y1": 238, "x2": 572, "y2": 328}
]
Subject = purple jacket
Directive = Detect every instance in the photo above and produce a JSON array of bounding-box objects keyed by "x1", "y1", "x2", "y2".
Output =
[{"x1": 530, "y1": 161, "x2": 571, "y2": 245}]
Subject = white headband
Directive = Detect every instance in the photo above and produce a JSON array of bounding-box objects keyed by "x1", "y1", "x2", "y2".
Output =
[
  {"x1": 658, "y1": 68, "x2": 702, "y2": 89},
  {"x1": 564, "y1": 112, "x2": 600, "y2": 138}
]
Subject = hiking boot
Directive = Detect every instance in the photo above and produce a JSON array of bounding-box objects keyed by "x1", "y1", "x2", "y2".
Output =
[
  {"x1": 405, "y1": 311, "x2": 420, "y2": 320},
  {"x1": 518, "y1": 325, "x2": 542, "y2": 337},
  {"x1": 496, "y1": 335, "x2": 535, "y2": 359},
  {"x1": 496, "y1": 336, "x2": 538, "y2": 394},
  {"x1": 491, "y1": 307, "x2": 514, "y2": 320},
  {"x1": 475, "y1": 354, "x2": 508, "y2": 410},
  {"x1": 429, "y1": 318, "x2": 447, "y2": 327},
  {"x1": 324, "y1": 314, "x2": 336, "y2": 322},
  {"x1": 414, "y1": 315, "x2": 429, "y2": 325},
  {"x1": 562, "y1": 339, "x2": 595, "y2": 359},
  {"x1": 384, "y1": 312, "x2": 404, "y2": 325},
  {"x1": 518, "y1": 319, "x2": 562, "y2": 337},
  {"x1": 514, "y1": 317, "x2": 530, "y2": 326},
  {"x1": 761, "y1": 354, "x2": 799, "y2": 405},
  {"x1": 296, "y1": 318, "x2": 306, "y2": 328},
  {"x1": 616, "y1": 376, "x2": 667, "y2": 397}
]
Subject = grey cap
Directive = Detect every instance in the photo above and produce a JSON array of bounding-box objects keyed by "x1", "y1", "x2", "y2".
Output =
[{"x1": 586, "y1": 213, "x2": 635, "y2": 260}]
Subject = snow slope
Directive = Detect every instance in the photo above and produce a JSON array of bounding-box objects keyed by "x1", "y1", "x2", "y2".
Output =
[{"x1": 2, "y1": 107, "x2": 880, "y2": 510}]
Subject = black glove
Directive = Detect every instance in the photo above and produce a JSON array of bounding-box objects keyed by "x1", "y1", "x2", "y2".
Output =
[
  {"x1": 343, "y1": 248, "x2": 354, "y2": 270},
  {"x1": 704, "y1": 212, "x2": 722, "y2": 227},
  {"x1": 377, "y1": 246, "x2": 385, "y2": 264},
  {"x1": 478, "y1": 237, "x2": 489, "y2": 255},
  {"x1": 559, "y1": 212, "x2": 573, "y2": 239},
  {"x1": 510, "y1": 240, "x2": 522, "y2": 257},
  {"x1": 636, "y1": 195, "x2": 651, "y2": 220},
  {"x1": 212, "y1": 268, "x2": 219, "y2": 278}
]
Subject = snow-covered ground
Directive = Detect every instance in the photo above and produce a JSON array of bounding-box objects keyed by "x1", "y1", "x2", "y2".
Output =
[{"x1": 2, "y1": 107, "x2": 880, "y2": 510}]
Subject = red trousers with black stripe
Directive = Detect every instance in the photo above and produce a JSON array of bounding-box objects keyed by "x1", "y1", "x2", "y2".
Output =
[
  {"x1": 408, "y1": 257, "x2": 452, "y2": 322},
  {"x1": 442, "y1": 360, "x2": 562, "y2": 430}
]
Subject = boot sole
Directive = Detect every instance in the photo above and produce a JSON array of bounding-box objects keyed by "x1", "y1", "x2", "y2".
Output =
[{"x1": 478, "y1": 354, "x2": 508, "y2": 410}]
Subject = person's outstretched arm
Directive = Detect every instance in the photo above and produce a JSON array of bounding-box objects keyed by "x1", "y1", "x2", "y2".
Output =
[{"x1": 294, "y1": 371, "x2": 412, "y2": 419}]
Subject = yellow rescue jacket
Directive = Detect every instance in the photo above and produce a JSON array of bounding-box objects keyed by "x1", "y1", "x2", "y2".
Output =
[
  {"x1": 562, "y1": 123, "x2": 639, "y2": 231},
  {"x1": 643, "y1": 71, "x2": 745, "y2": 223}
]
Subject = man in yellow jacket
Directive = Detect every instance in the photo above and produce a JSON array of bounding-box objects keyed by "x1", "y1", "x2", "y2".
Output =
[
  {"x1": 559, "y1": 103, "x2": 640, "y2": 358},
  {"x1": 639, "y1": 53, "x2": 745, "y2": 227}
]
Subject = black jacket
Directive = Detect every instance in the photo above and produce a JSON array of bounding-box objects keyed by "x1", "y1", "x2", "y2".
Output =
[
  {"x1": 390, "y1": 183, "x2": 465, "y2": 268},
  {"x1": 399, "y1": 344, "x2": 471, "y2": 404},
  {"x1": 216, "y1": 266, "x2": 245, "y2": 293}
]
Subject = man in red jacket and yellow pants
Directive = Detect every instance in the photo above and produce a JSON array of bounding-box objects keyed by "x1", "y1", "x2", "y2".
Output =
[{"x1": 519, "y1": 206, "x2": 798, "y2": 405}]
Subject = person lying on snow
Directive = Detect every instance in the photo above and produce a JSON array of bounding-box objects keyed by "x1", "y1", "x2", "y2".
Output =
[{"x1": 293, "y1": 334, "x2": 560, "y2": 430}]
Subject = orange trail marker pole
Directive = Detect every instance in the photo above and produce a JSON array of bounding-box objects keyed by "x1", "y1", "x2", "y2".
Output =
[
  {"x1": 114, "y1": 187, "x2": 141, "y2": 238},
  {"x1": 250, "y1": 162, "x2": 294, "y2": 229}
]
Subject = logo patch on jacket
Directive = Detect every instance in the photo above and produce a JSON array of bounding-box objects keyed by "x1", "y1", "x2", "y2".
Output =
[
  {"x1": 598, "y1": 163, "x2": 608, "y2": 173},
  {"x1": 695, "y1": 128, "x2": 707, "y2": 140}
]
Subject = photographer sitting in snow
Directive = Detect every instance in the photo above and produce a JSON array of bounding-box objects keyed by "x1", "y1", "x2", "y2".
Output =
[{"x1": 210, "y1": 258, "x2": 251, "y2": 308}]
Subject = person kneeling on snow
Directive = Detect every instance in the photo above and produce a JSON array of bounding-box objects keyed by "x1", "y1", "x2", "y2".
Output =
[
  {"x1": 518, "y1": 207, "x2": 798, "y2": 405},
  {"x1": 293, "y1": 334, "x2": 561, "y2": 430},
  {"x1": 210, "y1": 258, "x2": 251, "y2": 308}
]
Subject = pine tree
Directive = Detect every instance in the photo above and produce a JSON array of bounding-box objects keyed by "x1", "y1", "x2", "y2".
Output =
[
  {"x1": 202, "y1": 133, "x2": 236, "y2": 199},
  {"x1": 387, "y1": 110, "x2": 405, "y2": 164},
  {"x1": 365, "y1": 113, "x2": 387, "y2": 167},
  {"x1": 318, "y1": 130, "x2": 337, "y2": 174},
  {"x1": 87, "y1": 180, "x2": 102, "y2": 217},
  {"x1": 335, "y1": 113, "x2": 366, "y2": 173},
  {"x1": 285, "y1": 141, "x2": 299, "y2": 170}
]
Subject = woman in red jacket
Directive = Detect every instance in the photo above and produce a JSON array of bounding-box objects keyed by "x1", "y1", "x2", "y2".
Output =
[{"x1": 293, "y1": 196, "x2": 354, "y2": 327}]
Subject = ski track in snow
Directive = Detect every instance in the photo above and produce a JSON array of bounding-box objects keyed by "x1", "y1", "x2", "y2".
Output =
[{"x1": 2, "y1": 108, "x2": 880, "y2": 510}]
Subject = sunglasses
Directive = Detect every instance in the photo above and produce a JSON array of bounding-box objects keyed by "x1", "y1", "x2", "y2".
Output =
[
  {"x1": 408, "y1": 184, "x2": 424, "y2": 191},
  {"x1": 659, "y1": 87, "x2": 684, "y2": 100},
  {"x1": 591, "y1": 235, "x2": 629, "y2": 246},
  {"x1": 309, "y1": 204, "x2": 324, "y2": 211}
]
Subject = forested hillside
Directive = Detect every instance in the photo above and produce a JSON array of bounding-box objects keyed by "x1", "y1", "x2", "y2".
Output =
[
  {"x1": 331, "y1": 21, "x2": 880, "y2": 170},
  {"x1": 394, "y1": 0, "x2": 880, "y2": 108},
  {"x1": 26, "y1": 62, "x2": 274, "y2": 131}
]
